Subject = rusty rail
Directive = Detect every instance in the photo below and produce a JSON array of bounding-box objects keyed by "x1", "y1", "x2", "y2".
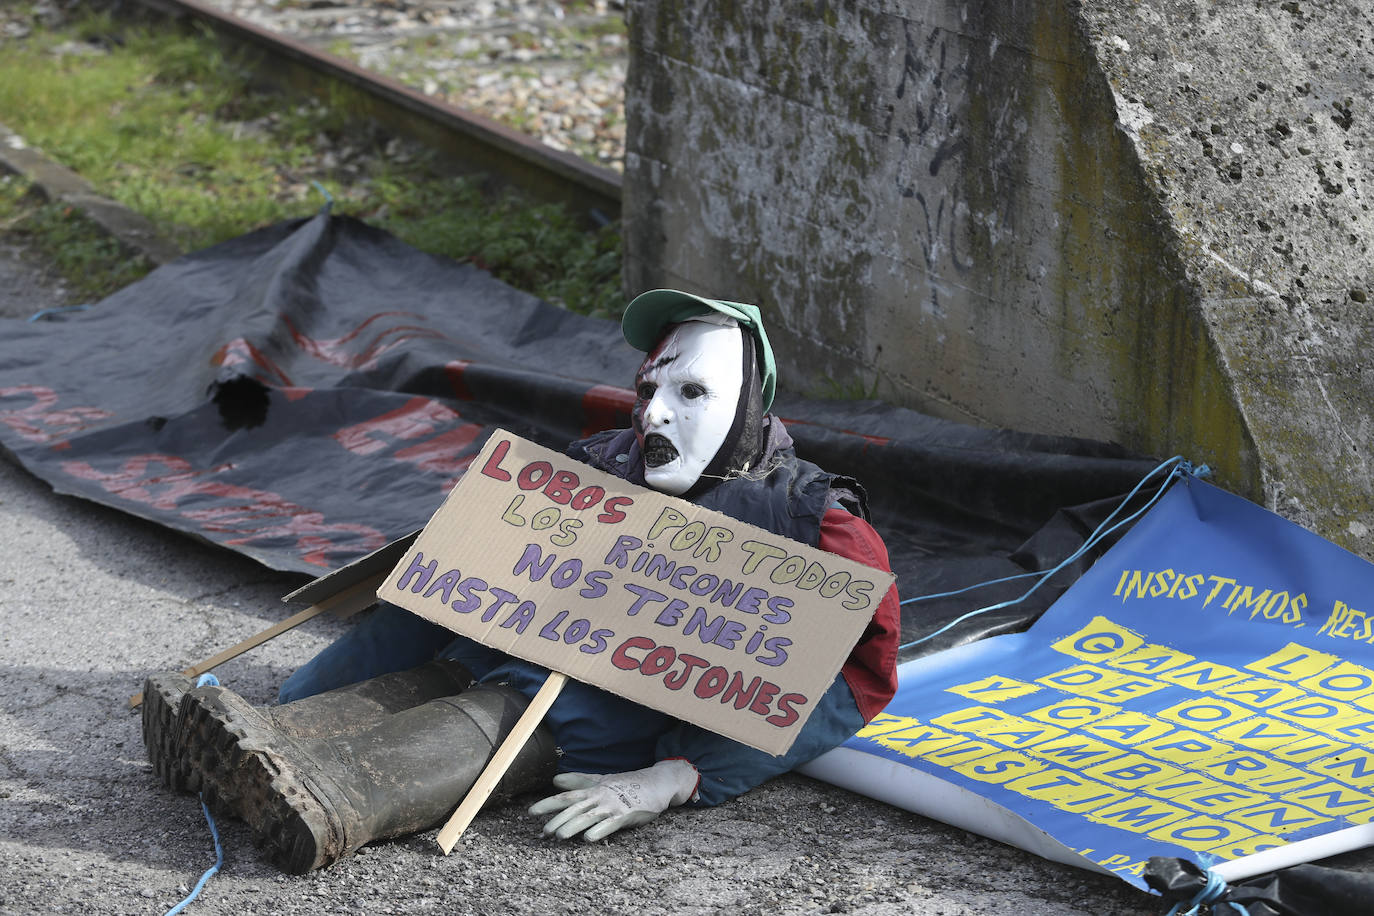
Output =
[{"x1": 130, "y1": 0, "x2": 622, "y2": 225}]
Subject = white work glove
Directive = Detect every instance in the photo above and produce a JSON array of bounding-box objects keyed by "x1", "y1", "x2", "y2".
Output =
[{"x1": 529, "y1": 758, "x2": 699, "y2": 841}]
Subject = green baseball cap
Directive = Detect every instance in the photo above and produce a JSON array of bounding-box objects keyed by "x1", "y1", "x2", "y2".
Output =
[{"x1": 622, "y1": 289, "x2": 777, "y2": 412}]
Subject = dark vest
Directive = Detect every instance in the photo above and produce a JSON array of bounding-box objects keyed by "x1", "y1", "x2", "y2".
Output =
[{"x1": 568, "y1": 428, "x2": 861, "y2": 549}]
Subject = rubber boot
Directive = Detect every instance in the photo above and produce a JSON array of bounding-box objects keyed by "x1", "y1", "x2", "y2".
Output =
[
  {"x1": 181, "y1": 682, "x2": 557, "y2": 873},
  {"x1": 142, "y1": 658, "x2": 474, "y2": 793}
]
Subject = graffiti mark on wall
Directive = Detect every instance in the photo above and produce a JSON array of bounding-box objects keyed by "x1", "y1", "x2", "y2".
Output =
[{"x1": 887, "y1": 19, "x2": 1025, "y2": 320}]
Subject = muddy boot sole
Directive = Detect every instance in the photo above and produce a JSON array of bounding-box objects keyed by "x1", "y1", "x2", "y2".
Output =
[
  {"x1": 141, "y1": 672, "x2": 194, "y2": 792},
  {"x1": 182, "y1": 685, "x2": 347, "y2": 874}
]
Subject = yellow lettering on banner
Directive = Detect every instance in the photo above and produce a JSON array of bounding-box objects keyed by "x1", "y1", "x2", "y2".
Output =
[
  {"x1": 1004, "y1": 768, "x2": 1130, "y2": 812},
  {"x1": 1025, "y1": 699, "x2": 1120, "y2": 727},
  {"x1": 930, "y1": 705, "x2": 1014, "y2": 735},
  {"x1": 950, "y1": 750, "x2": 1047, "y2": 785},
  {"x1": 1317, "y1": 600, "x2": 1374, "y2": 644},
  {"x1": 945, "y1": 675, "x2": 1042, "y2": 703},
  {"x1": 980, "y1": 719, "x2": 1069, "y2": 750},
  {"x1": 1108, "y1": 644, "x2": 1195, "y2": 675},
  {"x1": 1159, "y1": 660, "x2": 1249, "y2": 691},
  {"x1": 1024, "y1": 734, "x2": 1126, "y2": 768},
  {"x1": 1170, "y1": 782, "x2": 1270, "y2": 815},
  {"x1": 1311, "y1": 747, "x2": 1374, "y2": 789},
  {"x1": 1223, "y1": 584, "x2": 1303, "y2": 623},
  {"x1": 1156, "y1": 698, "x2": 1255, "y2": 731},
  {"x1": 1082, "y1": 753, "x2": 1185, "y2": 791},
  {"x1": 1207, "y1": 833, "x2": 1285, "y2": 859},
  {"x1": 1229, "y1": 801, "x2": 1332, "y2": 836},
  {"x1": 1088, "y1": 852, "x2": 1150, "y2": 877},
  {"x1": 920, "y1": 739, "x2": 1003, "y2": 766},
  {"x1": 1246, "y1": 643, "x2": 1341, "y2": 682},
  {"x1": 1267, "y1": 696, "x2": 1374, "y2": 742},
  {"x1": 1147, "y1": 816, "x2": 1258, "y2": 854},
  {"x1": 1085, "y1": 797, "x2": 1192, "y2": 834},
  {"x1": 1287, "y1": 780, "x2": 1374, "y2": 819},
  {"x1": 871, "y1": 725, "x2": 966, "y2": 760},
  {"x1": 1255, "y1": 770, "x2": 1325, "y2": 793},
  {"x1": 1216, "y1": 717, "x2": 1316, "y2": 753},
  {"x1": 1196, "y1": 753, "x2": 1322, "y2": 793},
  {"x1": 1036, "y1": 664, "x2": 1112, "y2": 690},
  {"x1": 1083, "y1": 711, "x2": 1174, "y2": 745},
  {"x1": 854, "y1": 713, "x2": 914, "y2": 739},
  {"x1": 1150, "y1": 774, "x2": 1228, "y2": 800},
  {"x1": 1137, "y1": 729, "x2": 1231, "y2": 765},
  {"x1": 1215, "y1": 676, "x2": 1307, "y2": 708},
  {"x1": 1050, "y1": 616, "x2": 1145, "y2": 662},
  {"x1": 1271, "y1": 734, "x2": 1351, "y2": 765},
  {"x1": 1299, "y1": 660, "x2": 1374, "y2": 702},
  {"x1": 1037, "y1": 665, "x2": 1166, "y2": 703},
  {"x1": 1116, "y1": 568, "x2": 1220, "y2": 604}
]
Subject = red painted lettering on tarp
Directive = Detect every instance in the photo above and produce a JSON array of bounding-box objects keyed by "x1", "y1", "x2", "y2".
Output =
[
  {"x1": 60, "y1": 452, "x2": 385, "y2": 566},
  {"x1": 282, "y1": 312, "x2": 446, "y2": 371},
  {"x1": 0, "y1": 385, "x2": 112, "y2": 446}
]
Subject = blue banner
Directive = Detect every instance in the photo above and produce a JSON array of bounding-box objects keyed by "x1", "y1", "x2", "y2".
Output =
[{"x1": 827, "y1": 477, "x2": 1374, "y2": 888}]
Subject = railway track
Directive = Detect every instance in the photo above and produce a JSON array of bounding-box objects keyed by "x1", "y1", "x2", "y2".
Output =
[{"x1": 130, "y1": 0, "x2": 623, "y2": 225}]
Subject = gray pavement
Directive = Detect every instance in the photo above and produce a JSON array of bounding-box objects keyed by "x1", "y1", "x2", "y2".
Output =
[
  {"x1": 0, "y1": 259, "x2": 1163, "y2": 916},
  {"x1": 0, "y1": 238, "x2": 71, "y2": 320}
]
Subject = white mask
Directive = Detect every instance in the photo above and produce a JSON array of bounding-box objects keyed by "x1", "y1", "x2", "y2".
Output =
[{"x1": 633, "y1": 320, "x2": 745, "y2": 496}]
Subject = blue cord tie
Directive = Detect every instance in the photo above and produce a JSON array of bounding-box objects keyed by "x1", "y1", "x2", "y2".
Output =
[
  {"x1": 898, "y1": 456, "x2": 1209, "y2": 651},
  {"x1": 162, "y1": 798, "x2": 224, "y2": 916},
  {"x1": 28, "y1": 303, "x2": 92, "y2": 322},
  {"x1": 161, "y1": 673, "x2": 224, "y2": 916},
  {"x1": 1164, "y1": 868, "x2": 1250, "y2": 916}
]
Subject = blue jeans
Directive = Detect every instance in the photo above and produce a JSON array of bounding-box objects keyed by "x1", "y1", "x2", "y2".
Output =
[{"x1": 280, "y1": 602, "x2": 864, "y2": 805}]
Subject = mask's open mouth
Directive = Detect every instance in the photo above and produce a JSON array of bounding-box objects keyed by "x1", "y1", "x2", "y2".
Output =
[{"x1": 642, "y1": 433, "x2": 679, "y2": 468}]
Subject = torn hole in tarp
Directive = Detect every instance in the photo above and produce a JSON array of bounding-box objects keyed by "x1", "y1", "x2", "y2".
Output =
[{"x1": 210, "y1": 375, "x2": 271, "y2": 430}]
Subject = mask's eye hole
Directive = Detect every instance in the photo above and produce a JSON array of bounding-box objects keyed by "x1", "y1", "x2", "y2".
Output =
[
  {"x1": 681, "y1": 383, "x2": 706, "y2": 399},
  {"x1": 637, "y1": 382, "x2": 657, "y2": 400}
]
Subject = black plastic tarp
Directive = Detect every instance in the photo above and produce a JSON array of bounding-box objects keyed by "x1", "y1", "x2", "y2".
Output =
[{"x1": 1145, "y1": 855, "x2": 1374, "y2": 916}]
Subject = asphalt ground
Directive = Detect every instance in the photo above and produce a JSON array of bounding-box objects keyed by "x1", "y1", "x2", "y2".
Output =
[{"x1": 0, "y1": 242, "x2": 1170, "y2": 916}]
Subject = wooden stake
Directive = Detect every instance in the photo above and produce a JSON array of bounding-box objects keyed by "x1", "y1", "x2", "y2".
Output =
[
  {"x1": 127, "y1": 574, "x2": 384, "y2": 709},
  {"x1": 436, "y1": 670, "x2": 568, "y2": 853}
]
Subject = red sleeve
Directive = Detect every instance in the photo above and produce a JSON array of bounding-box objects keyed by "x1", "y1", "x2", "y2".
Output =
[{"x1": 819, "y1": 507, "x2": 900, "y2": 722}]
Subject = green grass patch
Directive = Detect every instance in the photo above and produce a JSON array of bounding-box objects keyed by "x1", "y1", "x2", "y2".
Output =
[
  {"x1": 0, "y1": 173, "x2": 154, "y2": 304},
  {"x1": 0, "y1": 4, "x2": 623, "y2": 317}
]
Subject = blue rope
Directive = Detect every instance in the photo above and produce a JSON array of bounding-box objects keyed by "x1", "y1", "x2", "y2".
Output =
[
  {"x1": 27, "y1": 303, "x2": 92, "y2": 322},
  {"x1": 161, "y1": 673, "x2": 223, "y2": 916},
  {"x1": 1164, "y1": 868, "x2": 1250, "y2": 916},
  {"x1": 898, "y1": 456, "x2": 1209, "y2": 651},
  {"x1": 162, "y1": 798, "x2": 224, "y2": 916}
]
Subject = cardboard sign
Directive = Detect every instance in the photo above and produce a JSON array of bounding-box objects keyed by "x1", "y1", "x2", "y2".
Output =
[{"x1": 379, "y1": 430, "x2": 892, "y2": 755}]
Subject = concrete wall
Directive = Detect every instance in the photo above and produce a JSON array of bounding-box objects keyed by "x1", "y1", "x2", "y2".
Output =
[{"x1": 622, "y1": 0, "x2": 1373, "y2": 556}]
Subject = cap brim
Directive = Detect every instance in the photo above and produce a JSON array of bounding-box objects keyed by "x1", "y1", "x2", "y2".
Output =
[{"x1": 622, "y1": 290, "x2": 745, "y2": 351}]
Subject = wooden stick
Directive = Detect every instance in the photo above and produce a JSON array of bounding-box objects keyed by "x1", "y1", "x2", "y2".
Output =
[
  {"x1": 127, "y1": 574, "x2": 385, "y2": 709},
  {"x1": 436, "y1": 670, "x2": 568, "y2": 853}
]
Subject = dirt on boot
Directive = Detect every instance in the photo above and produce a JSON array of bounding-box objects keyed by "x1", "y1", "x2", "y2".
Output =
[
  {"x1": 181, "y1": 683, "x2": 558, "y2": 873},
  {"x1": 141, "y1": 672, "x2": 196, "y2": 792},
  {"x1": 141, "y1": 659, "x2": 476, "y2": 796}
]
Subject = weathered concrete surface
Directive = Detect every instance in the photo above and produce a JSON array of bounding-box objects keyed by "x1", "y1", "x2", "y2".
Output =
[
  {"x1": 1075, "y1": 2, "x2": 1373, "y2": 552},
  {"x1": 622, "y1": 0, "x2": 1372, "y2": 556}
]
